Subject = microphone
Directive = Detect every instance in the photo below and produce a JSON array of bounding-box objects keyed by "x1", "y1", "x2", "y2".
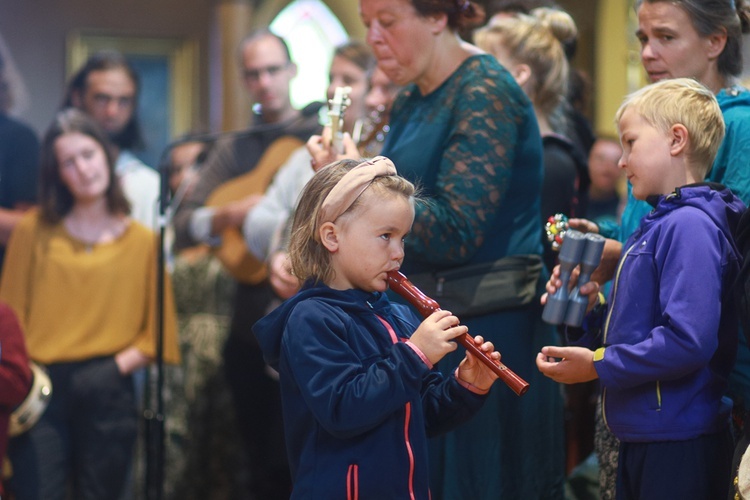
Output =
[
  {"x1": 164, "y1": 101, "x2": 324, "y2": 151},
  {"x1": 157, "y1": 100, "x2": 325, "y2": 215}
]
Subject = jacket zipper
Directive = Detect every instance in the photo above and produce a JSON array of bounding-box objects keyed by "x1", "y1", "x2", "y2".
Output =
[
  {"x1": 601, "y1": 242, "x2": 637, "y2": 428},
  {"x1": 404, "y1": 402, "x2": 416, "y2": 500},
  {"x1": 347, "y1": 464, "x2": 358, "y2": 500},
  {"x1": 376, "y1": 315, "x2": 417, "y2": 498}
]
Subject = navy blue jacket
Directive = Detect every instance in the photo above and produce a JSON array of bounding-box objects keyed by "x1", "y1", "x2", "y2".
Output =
[{"x1": 253, "y1": 283, "x2": 487, "y2": 499}]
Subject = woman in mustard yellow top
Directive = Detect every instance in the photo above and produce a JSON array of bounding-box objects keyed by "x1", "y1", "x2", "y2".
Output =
[{"x1": 0, "y1": 108, "x2": 179, "y2": 500}]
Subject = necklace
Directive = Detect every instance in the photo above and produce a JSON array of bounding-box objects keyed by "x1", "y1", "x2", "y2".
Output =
[{"x1": 64, "y1": 214, "x2": 127, "y2": 251}]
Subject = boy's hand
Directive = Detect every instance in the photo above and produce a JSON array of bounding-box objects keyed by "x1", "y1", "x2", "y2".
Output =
[
  {"x1": 536, "y1": 346, "x2": 599, "y2": 384},
  {"x1": 409, "y1": 310, "x2": 467, "y2": 365},
  {"x1": 547, "y1": 217, "x2": 622, "y2": 286},
  {"x1": 541, "y1": 264, "x2": 566, "y2": 305},
  {"x1": 541, "y1": 264, "x2": 602, "y2": 314},
  {"x1": 457, "y1": 335, "x2": 502, "y2": 392}
]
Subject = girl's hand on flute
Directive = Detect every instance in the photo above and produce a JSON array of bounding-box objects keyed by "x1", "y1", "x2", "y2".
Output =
[
  {"x1": 409, "y1": 310, "x2": 468, "y2": 365},
  {"x1": 457, "y1": 336, "x2": 502, "y2": 392}
]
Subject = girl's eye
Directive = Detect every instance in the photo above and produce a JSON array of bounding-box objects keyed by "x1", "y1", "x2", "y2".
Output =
[{"x1": 380, "y1": 233, "x2": 391, "y2": 241}]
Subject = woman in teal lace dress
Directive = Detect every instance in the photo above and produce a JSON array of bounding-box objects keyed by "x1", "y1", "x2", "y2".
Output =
[{"x1": 310, "y1": 0, "x2": 565, "y2": 498}]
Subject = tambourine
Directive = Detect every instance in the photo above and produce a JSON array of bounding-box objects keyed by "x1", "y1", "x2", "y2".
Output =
[
  {"x1": 10, "y1": 362, "x2": 52, "y2": 436},
  {"x1": 736, "y1": 444, "x2": 750, "y2": 499},
  {"x1": 544, "y1": 213, "x2": 569, "y2": 252}
]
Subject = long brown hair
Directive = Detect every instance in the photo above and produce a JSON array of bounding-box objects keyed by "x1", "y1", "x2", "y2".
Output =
[{"x1": 39, "y1": 108, "x2": 131, "y2": 224}]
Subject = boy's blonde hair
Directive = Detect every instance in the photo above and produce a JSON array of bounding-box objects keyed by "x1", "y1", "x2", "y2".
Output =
[
  {"x1": 288, "y1": 158, "x2": 416, "y2": 285},
  {"x1": 615, "y1": 78, "x2": 724, "y2": 176}
]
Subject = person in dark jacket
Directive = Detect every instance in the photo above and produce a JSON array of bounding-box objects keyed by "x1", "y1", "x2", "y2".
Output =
[
  {"x1": 537, "y1": 78, "x2": 745, "y2": 500},
  {"x1": 253, "y1": 157, "x2": 502, "y2": 499},
  {"x1": 0, "y1": 53, "x2": 39, "y2": 272}
]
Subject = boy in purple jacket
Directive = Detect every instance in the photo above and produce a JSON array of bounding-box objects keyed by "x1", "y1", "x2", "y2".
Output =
[{"x1": 536, "y1": 78, "x2": 745, "y2": 499}]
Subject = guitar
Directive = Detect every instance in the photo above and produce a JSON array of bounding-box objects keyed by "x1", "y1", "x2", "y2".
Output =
[
  {"x1": 356, "y1": 104, "x2": 391, "y2": 158},
  {"x1": 205, "y1": 135, "x2": 304, "y2": 284},
  {"x1": 328, "y1": 86, "x2": 351, "y2": 153},
  {"x1": 205, "y1": 88, "x2": 353, "y2": 284}
]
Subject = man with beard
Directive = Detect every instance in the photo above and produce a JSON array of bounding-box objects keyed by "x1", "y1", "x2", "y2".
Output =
[
  {"x1": 63, "y1": 50, "x2": 159, "y2": 230},
  {"x1": 171, "y1": 30, "x2": 321, "y2": 499}
]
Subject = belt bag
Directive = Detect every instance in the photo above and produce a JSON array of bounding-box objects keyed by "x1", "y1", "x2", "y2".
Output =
[{"x1": 407, "y1": 254, "x2": 543, "y2": 318}]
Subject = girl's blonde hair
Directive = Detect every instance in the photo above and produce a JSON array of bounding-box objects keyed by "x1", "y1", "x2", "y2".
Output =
[
  {"x1": 474, "y1": 7, "x2": 576, "y2": 128},
  {"x1": 289, "y1": 159, "x2": 416, "y2": 285}
]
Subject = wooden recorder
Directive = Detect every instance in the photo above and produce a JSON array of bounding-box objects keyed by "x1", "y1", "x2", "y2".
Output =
[{"x1": 387, "y1": 271, "x2": 530, "y2": 396}]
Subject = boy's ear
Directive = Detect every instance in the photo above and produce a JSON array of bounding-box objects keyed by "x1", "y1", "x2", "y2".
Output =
[
  {"x1": 669, "y1": 123, "x2": 689, "y2": 157},
  {"x1": 319, "y1": 222, "x2": 339, "y2": 252}
]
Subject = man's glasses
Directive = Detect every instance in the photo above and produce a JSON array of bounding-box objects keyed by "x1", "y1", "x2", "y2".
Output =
[{"x1": 91, "y1": 93, "x2": 134, "y2": 110}]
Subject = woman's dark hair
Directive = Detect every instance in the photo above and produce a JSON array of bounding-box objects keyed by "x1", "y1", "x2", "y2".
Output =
[
  {"x1": 637, "y1": 0, "x2": 750, "y2": 78},
  {"x1": 411, "y1": 0, "x2": 486, "y2": 30},
  {"x1": 62, "y1": 50, "x2": 144, "y2": 151},
  {"x1": 39, "y1": 108, "x2": 131, "y2": 223}
]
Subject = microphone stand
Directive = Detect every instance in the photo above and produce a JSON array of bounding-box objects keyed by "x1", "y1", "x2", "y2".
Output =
[
  {"x1": 143, "y1": 145, "x2": 171, "y2": 500},
  {"x1": 142, "y1": 100, "x2": 324, "y2": 500}
]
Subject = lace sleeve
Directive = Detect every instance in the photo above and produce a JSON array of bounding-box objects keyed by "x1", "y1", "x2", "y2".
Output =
[{"x1": 408, "y1": 61, "x2": 528, "y2": 264}]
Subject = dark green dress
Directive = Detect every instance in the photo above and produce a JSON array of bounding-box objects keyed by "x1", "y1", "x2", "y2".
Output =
[{"x1": 382, "y1": 54, "x2": 565, "y2": 499}]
